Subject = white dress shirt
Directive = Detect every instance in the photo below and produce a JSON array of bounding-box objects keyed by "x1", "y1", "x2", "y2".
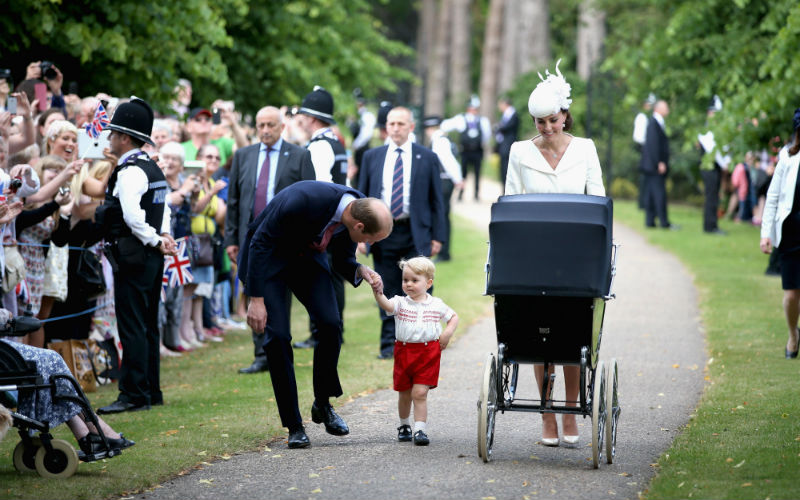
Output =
[
  {"x1": 307, "y1": 128, "x2": 336, "y2": 182},
  {"x1": 632, "y1": 112, "x2": 649, "y2": 145},
  {"x1": 504, "y1": 136, "x2": 606, "y2": 196},
  {"x1": 113, "y1": 148, "x2": 171, "y2": 246},
  {"x1": 352, "y1": 108, "x2": 376, "y2": 151},
  {"x1": 381, "y1": 140, "x2": 413, "y2": 217},
  {"x1": 430, "y1": 130, "x2": 463, "y2": 183},
  {"x1": 440, "y1": 113, "x2": 492, "y2": 147}
]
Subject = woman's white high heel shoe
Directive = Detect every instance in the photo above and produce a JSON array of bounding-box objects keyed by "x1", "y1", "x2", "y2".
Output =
[
  {"x1": 562, "y1": 435, "x2": 579, "y2": 445},
  {"x1": 541, "y1": 437, "x2": 559, "y2": 447}
]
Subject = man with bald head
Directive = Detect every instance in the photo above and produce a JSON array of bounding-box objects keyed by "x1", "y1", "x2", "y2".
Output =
[
  {"x1": 358, "y1": 106, "x2": 447, "y2": 359},
  {"x1": 225, "y1": 105, "x2": 316, "y2": 374},
  {"x1": 640, "y1": 100, "x2": 676, "y2": 229}
]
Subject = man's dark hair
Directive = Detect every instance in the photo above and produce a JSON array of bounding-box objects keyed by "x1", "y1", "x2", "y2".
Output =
[
  {"x1": 130, "y1": 136, "x2": 145, "y2": 149},
  {"x1": 350, "y1": 198, "x2": 384, "y2": 234}
]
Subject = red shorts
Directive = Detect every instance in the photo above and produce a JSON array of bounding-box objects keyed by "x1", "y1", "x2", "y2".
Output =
[{"x1": 393, "y1": 340, "x2": 441, "y2": 392}]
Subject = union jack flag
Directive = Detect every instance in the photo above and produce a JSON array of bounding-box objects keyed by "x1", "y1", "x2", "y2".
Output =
[
  {"x1": 161, "y1": 274, "x2": 168, "y2": 302},
  {"x1": 15, "y1": 280, "x2": 29, "y2": 305},
  {"x1": 84, "y1": 102, "x2": 110, "y2": 140},
  {"x1": 163, "y1": 237, "x2": 193, "y2": 287}
]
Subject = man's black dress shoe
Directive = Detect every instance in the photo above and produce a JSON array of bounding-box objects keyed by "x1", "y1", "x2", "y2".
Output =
[
  {"x1": 78, "y1": 433, "x2": 135, "y2": 454},
  {"x1": 238, "y1": 359, "x2": 269, "y2": 374},
  {"x1": 377, "y1": 351, "x2": 393, "y2": 360},
  {"x1": 292, "y1": 338, "x2": 318, "y2": 349},
  {"x1": 97, "y1": 400, "x2": 150, "y2": 414},
  {"x1": 397, "y1": 425, "x2": 412, "y2": 442},
  {"x1": 311, "y1": 402, "x2": 349, "y2": 436},
  {"x1": 287, "y1": 427, "x2": 310, "y2": 449},
  {"x1": 413, "y1": 430, "x2": 430, "y2": 446}
]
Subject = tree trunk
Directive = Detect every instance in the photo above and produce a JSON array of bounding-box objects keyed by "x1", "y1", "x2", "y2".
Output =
[
  {"x1": 517, "y1": 0, "x2": 550, "y2": 75},
  {"x1": 413, "y1": 0, "x2": 439, "y2": 107},
  {"x1": 425, "y1": 0, "x2": 452, "y2": 117},
  {"x1": 448, "y1": 0, "x2": 471, "y2": 110},
  {"x1": 498, "y1": 0, "x2": 518, "y2": 93},
  {"x1": 576, "y1": 0, "x2": 606, "y2": 80},
  {"x1": 478, "y1": 0, "x2": 504, "y2": 120}
]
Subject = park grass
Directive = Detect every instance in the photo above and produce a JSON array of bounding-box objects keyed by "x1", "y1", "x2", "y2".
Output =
[
  {"x1": 614, "y1": 201, "x2": 800, "y2": 500},
  {"x1": 0, "y1": 215, "x2": 491, "y2": 500}
]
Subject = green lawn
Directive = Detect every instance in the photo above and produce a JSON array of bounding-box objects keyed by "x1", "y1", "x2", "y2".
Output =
[
  {"x1": 0, "y1": 215, "x2": 491, "y2": 499},
  {"x1": 615, "y1": 201, "x2": 800, "y2": 500}
]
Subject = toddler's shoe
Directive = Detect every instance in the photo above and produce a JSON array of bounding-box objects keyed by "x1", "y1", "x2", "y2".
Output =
[
  {"x1": 397, "y1": 425, "x2": 412, "y2": 442},
  {"x1": 413, "y1": 430, "x2": 429, "y2": 446}
]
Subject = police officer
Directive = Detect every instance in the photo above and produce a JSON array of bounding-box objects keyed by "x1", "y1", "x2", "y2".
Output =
[
  {"x1": 293, "y1": 86, "x2": 348, "y2": 349},
  {"x1": 441, "y1": 95, "x2": 492, "y2": 201},
  {"x1": 97, "y1": 97, "x2": 177, "y2": 414}
]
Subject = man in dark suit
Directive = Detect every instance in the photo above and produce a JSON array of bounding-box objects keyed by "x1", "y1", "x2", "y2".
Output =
[
  {"x1": 239, "y1": 180, "x2": 392, "y2": 448},
  {"x1": 358, "y1": 106, "x2": 447, "y2": 359},
  {"x1": 225, "y1": 106, "x2": 315, "y2": 374},
  {"x1": 495, "y1": 96, "x2": 519, "y2": 190},
  {"x1": 640, "y1": 100, "x2": 675, "y2": 229}
]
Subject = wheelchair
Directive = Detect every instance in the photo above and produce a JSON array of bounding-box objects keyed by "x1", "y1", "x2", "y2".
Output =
[
  {"x1": 478, "y1": 193, "x2": 620, "y2": 468},
  {"x1": 1, "y1": 315, "x2": 123, "y2": 478}
]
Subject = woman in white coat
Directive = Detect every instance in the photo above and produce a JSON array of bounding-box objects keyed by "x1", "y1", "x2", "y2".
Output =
[
  {"x1": 760, "y1": 108, "x2": 800, "y2": 359},
  {"x1": 504, "y1": 60, "x2": 606, "y2": 447}
]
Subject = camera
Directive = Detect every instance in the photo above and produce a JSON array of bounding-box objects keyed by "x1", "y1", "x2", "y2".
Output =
[
  {"x1": 40, "y1": 61, "x2": 57, "y2": 80},
  {"x1": 0, "y1": 68, "x2": 11, "y2": 82},
  {"x1": 6, "y1": 96, "x2": 17, "y2": 115},
  {"x1": 58, "y1": 186, "x2": 70, "y2": 196},
  {"x1": 9, "y1": 178, "x2": 23, "y2": 193},
  {"x1": 212, "y1": 108, "x2": 221, "y2": 125}
]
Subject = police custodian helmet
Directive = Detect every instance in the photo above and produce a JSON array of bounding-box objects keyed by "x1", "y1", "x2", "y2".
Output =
[
  {"x1": 298, "y1": 85, "x2": 336, "y2": 125},
  {"x1": 107, "y1": 96, "x2": 155, "y2": 146}
]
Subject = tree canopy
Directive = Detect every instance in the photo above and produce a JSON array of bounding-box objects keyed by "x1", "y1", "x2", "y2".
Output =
[{"x1": 0, "y1": 0, "x2": 412, "y2": 118}]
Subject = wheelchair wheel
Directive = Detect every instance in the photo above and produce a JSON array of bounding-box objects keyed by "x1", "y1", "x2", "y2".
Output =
[
  {"x1": 605, "y1": 358, "x2": 619, "y2": 464},
  {"x1": 591, "y1": 360, "x2": 607, "y2": 469},
  {"x1": 34, "y1": 439, "x2": 79, "y2": 479},
  {"x1": 12, "y1": 437, "x2": 41, "y2": 473},
  {"x1": 477, "y1": 352, "x2": 497, "y2": 462}
]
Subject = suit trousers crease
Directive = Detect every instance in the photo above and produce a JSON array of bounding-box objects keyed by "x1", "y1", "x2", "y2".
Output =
[
  {"x1": 643, "y1": 174, "x2": 670, "y2": 227},
  {"x1": 114, "y1": 250, "x2": 164, "y2": 406},
  {"x1": 262, "y1": 258, "x2": 344, "y2": 429},
  {"x1": 372, "y1": 222, "x2": 426, "y2": 354},
  {"x1": 309, "y1": 250, "x2": 345, "y2": 343}
]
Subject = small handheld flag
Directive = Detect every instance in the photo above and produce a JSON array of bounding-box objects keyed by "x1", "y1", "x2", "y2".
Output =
[{"x1": 84, "y1": 102, "x2": 110, "y2": 141}]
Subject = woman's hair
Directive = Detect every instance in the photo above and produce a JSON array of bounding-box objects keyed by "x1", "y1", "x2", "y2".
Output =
[
  {"x1": 35, "y1": 108, "x2": 66, "y2": 145},
  {"x1": 70, "y1": 159, "x2": 113, "y2": 205},
  {"x1": 44, "y1": 120, "x2": 78, "y2": 153},
  {"x1": 790, "y1": 129, "x2": 800, "y2": 156},
  {"x1": 562, "y1": 109, "x2": 573, "y2": 132},
  {"x1": 8, "y1": 143, "x2": 40, "y2": 167},
  {"x1": 398, "y1": 256, "x2": 436, "y2": 281},
  {"x1": 197, "y1": 143, "x2": 219, "y2": 161},
  {"x1": 159, "y1": 141, "x2": 185, "y2": 163}
]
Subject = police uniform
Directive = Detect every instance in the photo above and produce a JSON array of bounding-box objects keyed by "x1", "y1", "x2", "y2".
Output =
[
  {"x1": 97, "y1": 98, "x2": 171, "y2": 414},
  {"x1": 295, "y1": 87, "x2": 347, "y2": 349}
]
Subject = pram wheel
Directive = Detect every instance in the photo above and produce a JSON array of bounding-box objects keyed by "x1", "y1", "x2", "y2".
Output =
[
  {"x1": 12, "y1": 437, "x2": 40, "y2": 472},
  {"x1": 605, "y1": 358, "x2": 619, "y2": 464},
  {"x1": 591, "y1": 360, "x2": 607, "y2": 469},
  {"x1": 34, "y1": 439, "x2": 79, "y2": 478},
  {"x1": 477, "y1": 352, "x2": 497, "y2": 462}
]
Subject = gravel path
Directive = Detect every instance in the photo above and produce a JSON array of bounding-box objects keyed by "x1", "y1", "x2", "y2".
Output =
[{"x1": 134, "y1": 179, "x2": 706, "y2": 500}]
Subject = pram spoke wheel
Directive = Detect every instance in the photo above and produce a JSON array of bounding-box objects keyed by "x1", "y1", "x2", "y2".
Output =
[
  {"x1": 34, "y1": 439, "x2": 79, "y2": 479},
  {"x1": 12, "y1": 438, "x2": 40, "y2": 472},
  {"x1": 477, "y1": 352, "x2": 497, "y2": 462},
  {"x1": 591, "y1": 360, "x2": 606, "y2": 469},
  {"x1": 605, "y1": 358, "x2": 619, "y2": 464}
]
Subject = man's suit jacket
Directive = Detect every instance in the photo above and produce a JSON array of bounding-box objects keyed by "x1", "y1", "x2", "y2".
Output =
[
  {"x1": 639, "y1": 116, "x2": 670, "y2": 175},
  {"x1": 358, "y1": 143, "x2": 446, "y2": 255},
  {"x1": 238, "y1": 181, "x2": 364, "y2": 298},
  {"x1": 497, "y1": 109, "x2": 519, "y2": 156},
  {"x1": 224, "y1": 140, "x2": 315, "y2": 250}
]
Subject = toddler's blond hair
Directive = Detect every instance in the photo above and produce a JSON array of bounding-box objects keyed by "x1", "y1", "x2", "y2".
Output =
[{"x1": 398, "y1": 256, "x2": 435, "y2": 281}]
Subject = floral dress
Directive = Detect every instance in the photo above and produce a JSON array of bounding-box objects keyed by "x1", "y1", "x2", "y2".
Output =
[{"x1": 17, "y1": 211, "x2": 56, "y2": 315}]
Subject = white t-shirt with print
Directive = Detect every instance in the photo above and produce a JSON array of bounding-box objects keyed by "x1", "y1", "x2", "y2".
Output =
[{"x1": 388, "y1": 294, "x2": 455, "y2": 343}]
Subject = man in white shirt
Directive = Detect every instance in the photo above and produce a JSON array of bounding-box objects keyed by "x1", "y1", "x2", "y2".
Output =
[
  {"x1": 424, "y1": 116, "x2": 463, "y2": 262},
  {"x1": 441, "y1": 96, "x2": 492, "y2": 201}
]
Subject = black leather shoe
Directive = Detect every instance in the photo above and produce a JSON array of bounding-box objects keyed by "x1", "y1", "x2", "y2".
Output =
[
  {"x1": 311, "y1": 402, "x2": 349, "y2": 436},
  {"x1": 292, "y1": 338, "x2": 318, "y2": 349},
  {"x1": 413, "y1": 430, "x2": 430, "y2": 446},
  {"x1": 287, "y1": 427, "x2": 310, "y2": 449},
  {"x1": 97, "y1": 400, "x2": 150, "y2": 414},
  {"x1": 377, "y1": 351, "x2": 393, "y2": 360},
  {"x1": 397, "y1": 425, "x2": 412, "y2": 442},
  {"x1": 238, "y1": 359, "x2": 269, "y2": 374},
  {"x1": 78, "y1": 433, "x2": 135, "y2": 454}
]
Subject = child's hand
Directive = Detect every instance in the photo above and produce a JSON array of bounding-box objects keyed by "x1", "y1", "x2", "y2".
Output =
[{"x1": 439, "y1": 338, "x2": 450, "y2": 350}]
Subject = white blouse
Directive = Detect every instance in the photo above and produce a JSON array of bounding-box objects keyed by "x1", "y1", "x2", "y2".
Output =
[
  {"x1": 504, "y1": 135, "x2": 606, "y2": 196},
  {"x1": 388, "y1": 294, "x2": 455, "y2": 343}
]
